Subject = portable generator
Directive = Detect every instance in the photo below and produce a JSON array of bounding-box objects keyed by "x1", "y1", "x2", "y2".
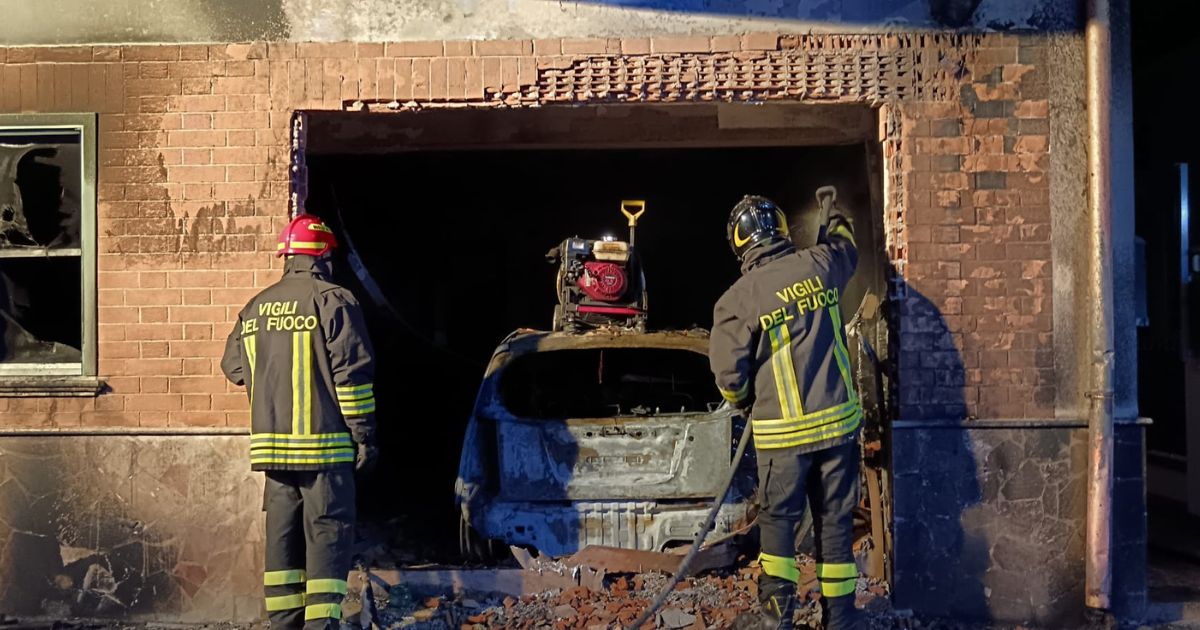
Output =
[{"x1": 547, "y1": 200, "x2": 649, "y2": 333}]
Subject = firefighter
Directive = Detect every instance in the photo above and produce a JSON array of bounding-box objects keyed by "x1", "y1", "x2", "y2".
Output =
[
  {"x1": 711, "y1": 191, "x2": 863, "y2": 630},
  {"x1": 221, "y1": 214, "x2": 378, "y2": 630}
]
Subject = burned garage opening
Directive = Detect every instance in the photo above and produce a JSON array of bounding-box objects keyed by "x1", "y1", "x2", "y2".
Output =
[{"x1": 299, "y1": 103, "x2": 891, "y2": 567}]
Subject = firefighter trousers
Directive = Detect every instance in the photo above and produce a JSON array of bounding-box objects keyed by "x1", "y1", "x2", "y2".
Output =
[
  {"x1": 756, "y1": 440, "x2": 859, "y2": 601},
  {"x1": 263, "y1": 470, "x2": 356, "y2": 630}
]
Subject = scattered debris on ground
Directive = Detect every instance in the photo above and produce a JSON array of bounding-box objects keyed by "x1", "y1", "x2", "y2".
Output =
[{"x1": 10, "y1": 548, "x2": 1200, "y2": 629}]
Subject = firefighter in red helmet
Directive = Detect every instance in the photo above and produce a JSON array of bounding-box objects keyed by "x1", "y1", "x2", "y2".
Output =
[{"x1": 221, "y1": 214, "x2": 377, "y2": 629}]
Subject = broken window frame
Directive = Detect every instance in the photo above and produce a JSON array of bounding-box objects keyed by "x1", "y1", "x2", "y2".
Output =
[{"x1": 0, "y1": 113, "x2": 98, "y2": 391}]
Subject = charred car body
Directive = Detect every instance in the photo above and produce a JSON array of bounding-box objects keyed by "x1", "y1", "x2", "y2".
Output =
[{"x1": 454, "y1": 202, "x2": 756, "y2": 559}]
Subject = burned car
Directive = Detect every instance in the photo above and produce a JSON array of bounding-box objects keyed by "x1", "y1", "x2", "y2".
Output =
[{"x1": 454, "y1": 328, "x2": 756, "y2": 559}]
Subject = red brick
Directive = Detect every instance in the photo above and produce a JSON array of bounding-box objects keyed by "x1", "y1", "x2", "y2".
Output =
[
  {"x1": 501, "y1": 58, "x2": 518, "y2": 91},
  {"x1": 973, "y1": 47, "x2": 1017, "y2": 66},
  {"x1": 620, "y1": 39, "x2": 650, "y2": 55},
  {"x1": 183, "y1": 357, "x2": 213, "y2": 375},
  {"x1": 126, "y1": 323, "x2": 184, "y2": 342},
  {"x1": 96, "y1": 391, "x2": 129, "y2": 410},
  {"x1": 122, "y1": 45, "x2": 181, "y2": 61},
  {"x1": 411, "y1": 59, "x2": 431, "y2": 100},
  {"x1": 210, "y1": 43, "x2": 266, "y2": 62},
  {"x1": 211, "y1": 182, "x2": 263, "y2": 200},
  {"x1": 212, "y1": 393, "x2": 247, "y2": 411},
  {"x1": 429, "y1": 58, "x2": 449, "y2": 100},
  {"x1": 224, "y1": 130, "x2": 256, "y2": 146},
  {"x1": 101, "y1": 307, "x2": 140, "y2": 326},
  {"x1": 712, "y1": 36, "x2": 741, "y2": 52},
  {"x1": 169, "y1": 411, "x2": 226, "y2": 427},
  {"x1": 474, "y1": 40, "x2": 532, "y2": 56},
  {"x1": 169, "y1": 306, "x2": 227, "y2": 323},
  {"x1": 132, "y1": 372, "x2": 180, "y2": 391},
  {"x1": 177, "y1": 111, "x2": 213, "y2": 129},
  {"x1": 297, "y1": 42, "x2": 356, "y2": 59},
  {"x1": 528, "y1": 38, "x2": 560, "y2": 56},
  {"x1": 170, "y1": 94, "x2": 225, "y2": 112},
  {"x1": 103, "y1": 337, "x2": 137, "y2": 360},
  {"x1": 168, "y1": 340, "x2": 227, "y2": 358},
  {"x1": 463, "y1": 58, "x2": 483, "y2": 100},
  {"x1": 169, "y1": 129, "x2": 226, "y2": 147},
  {"x1": 34, "y1": 46, "x2": 92, "y2": 63},
  {"x1": 561, "y1": 39, "x2": 618, "y2": 55},
  {"x1": 225, "y1": 411, "x2": 250, "y2": 426},
  {"x1": 1014, "y1": 135, "x2": 1048, "y2": 154},
  {"x1": 213, "y1": 111, "x2": 269, "y2": 129},
  {"x1": 742, "y1": 33, "x2": 779, "y2": 51},
  {"x1": 182, "y1": 394, "x2": 212, "y2": 411},
  {"x1": 355, "y1": 43, "x2": 384, "y2": 58},
  {"x1": 141, "y1": 341, "x2": 170, "y2": 358},
  {"x1": 650, "y1": 36, "x2": 710, "y2": 54},
  {"x1": 914, "y1": 136, "x2": 970, "y2": 155},
  {"x1": 1015, "y1": 100, "x2": 1049, "y2": 119},
  {"x1": 126, "y1": 289, "x2": 183, "y2": 307},
  {"x1": 6, "y1": 48, "x2": 35, "y2": 63},
  {"x1": 444, "y1": 58, "x2": 467, "y2": 101},
  {"x1": 212, "y1": 76, "x2": 268, "y2": 95},
  {"x1": 184, "y1": 324, "x2": 214, "y2": 341},
  {"x1": 1006, "y1": 242, "x2": 1051, "y2": 260},
  {"x1": 90, "y1": 46, "x2": 121, "y2": 62},
  {"x1": 138, "y1": 62, "x2": 171, "y2": 80},
  {"x1": 165, "y1": 165, "x2": 225, "y2": 184},
  {"x1": 174, "y1": 281, "x2": 209, "y2": 302},
  {"x1": 481, "y1": 58, "x2": 501, "y2": 91},
  {"x1": 169, "y1": 377, "x2": 228, "y2": 394},
  {"x1": 385, "y1": 41, "x2": 443, "y2": 57}
]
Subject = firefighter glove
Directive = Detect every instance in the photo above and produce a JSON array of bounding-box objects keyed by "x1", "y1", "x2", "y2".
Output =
[{"x1": 355, "y1": 441, "x2": 379, "y2": 474}]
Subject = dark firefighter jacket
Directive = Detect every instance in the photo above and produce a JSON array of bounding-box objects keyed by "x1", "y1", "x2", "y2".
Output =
[
  {"x1": 709, "y1": 211, "x2": 860, "y2": 453},
  {"x1": 221, "y1": 256, "x2": 376, "y2": 471}
]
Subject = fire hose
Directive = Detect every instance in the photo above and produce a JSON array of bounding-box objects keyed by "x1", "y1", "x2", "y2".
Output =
[{"x1": 626, "y1": 411, "x2": 754, "y2": 630}]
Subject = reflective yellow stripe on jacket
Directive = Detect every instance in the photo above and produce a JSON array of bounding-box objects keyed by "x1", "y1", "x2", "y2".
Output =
[
  {"x1": 250, "y1": 432, "x2": 355, "y2": 467},
  {"x1": 336, "y1": 383, "x2": 376, "y2": 416}
]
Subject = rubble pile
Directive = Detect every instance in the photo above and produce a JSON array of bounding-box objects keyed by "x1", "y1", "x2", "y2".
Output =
[{"x1": 360, "y1": 564, "x2": 896, "y2": 629}]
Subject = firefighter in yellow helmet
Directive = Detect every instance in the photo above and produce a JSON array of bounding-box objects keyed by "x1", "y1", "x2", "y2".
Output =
[
  {"x1": 711, "y1": 192, "x2": 864, "y2": 630},
  {"x1": 221, "y1": 214, "x2": 378, "y2": 629}
]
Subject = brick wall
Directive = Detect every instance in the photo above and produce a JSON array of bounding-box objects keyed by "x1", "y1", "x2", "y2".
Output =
[
  {"x1": 894, "y1": 37, "x2": 1055, "y2": 422},
  {"x1": 0, "y1": 32, "x2": 1055, "y2": 428}
]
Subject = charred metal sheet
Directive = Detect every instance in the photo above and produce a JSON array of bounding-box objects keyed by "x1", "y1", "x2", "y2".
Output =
[
  {"x1": 498, "y1": 329, "x2": 710, "y2": 359},
  {"x1": 476, "y1": 500, "x2": 752, "y2": 559},
  {"x1": 496, "y1": 410, "x2": 733, "y2": 501}
]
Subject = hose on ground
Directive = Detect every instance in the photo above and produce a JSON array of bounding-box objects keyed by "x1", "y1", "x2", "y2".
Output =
[{"x1": 625, "y1": 412, "x2": 755, "y2": 629}]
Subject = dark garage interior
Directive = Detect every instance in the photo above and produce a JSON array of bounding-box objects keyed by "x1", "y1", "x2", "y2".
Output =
[{"x1": 300, "y1": 104, "x2": 889, "y2": 563}]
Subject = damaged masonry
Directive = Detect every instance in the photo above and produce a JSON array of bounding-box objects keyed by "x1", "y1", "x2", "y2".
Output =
[{"x1": 5, "y1": 0, "x2": 1197, "y2": 627}]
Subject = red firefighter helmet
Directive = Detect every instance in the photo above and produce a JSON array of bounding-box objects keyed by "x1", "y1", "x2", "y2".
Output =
[{"x1": 277, "y1": 214, "x2": 337, "y2": 257}]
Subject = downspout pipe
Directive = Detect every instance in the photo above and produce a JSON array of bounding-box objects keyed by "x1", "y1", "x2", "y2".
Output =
[{"x1": 1085, "y1": 0, "x2": 1116, "y2": 612}]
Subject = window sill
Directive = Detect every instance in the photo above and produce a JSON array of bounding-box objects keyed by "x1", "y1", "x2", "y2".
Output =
[{"x1": 0, "y1": 376, "x2": 105, "y2": 397}]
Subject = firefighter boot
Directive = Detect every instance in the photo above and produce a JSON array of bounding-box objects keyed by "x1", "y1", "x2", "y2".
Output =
[
  {"x1": 820, "y1": 594, "x2": 866, "y2": 630},
  {"x1": 733, "y1": 575, "x2": 796, "y2": 630}
]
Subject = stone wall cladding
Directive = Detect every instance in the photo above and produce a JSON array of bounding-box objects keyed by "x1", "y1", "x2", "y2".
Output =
[
  {"x1": 0, "y1": 435, "x2": 263, "y2": 621},
  {"x1": 892, "y1": 426, "x2": 1087, "y2": 625}
]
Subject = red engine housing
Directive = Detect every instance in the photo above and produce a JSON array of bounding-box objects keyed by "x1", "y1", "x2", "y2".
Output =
[{"x1": 578, "y1": 262, "x2": 627, "y2": 302}]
